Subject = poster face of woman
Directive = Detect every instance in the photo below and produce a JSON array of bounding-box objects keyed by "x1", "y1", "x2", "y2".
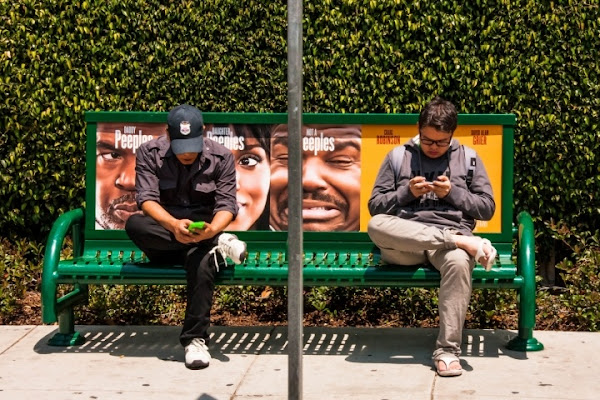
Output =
[{"x1": 205, "y1": 124, "x2": 271, "y2": 231}]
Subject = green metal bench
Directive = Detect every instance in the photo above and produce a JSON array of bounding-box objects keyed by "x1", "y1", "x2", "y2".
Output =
[{"x1": 41, "y1": 112, "x2": 543, "y2": 352}]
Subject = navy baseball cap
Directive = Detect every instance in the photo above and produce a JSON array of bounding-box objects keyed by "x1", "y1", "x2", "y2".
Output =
[{"x1": 167, "y1": 104, "x2": 204, "y2": 154}]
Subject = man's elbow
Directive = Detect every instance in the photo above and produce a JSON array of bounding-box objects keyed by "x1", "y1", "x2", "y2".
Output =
[
  {"x1": 367, "y1": 199, "x2": 380, "y2": 217},
  {"x1": 481, "y1": 204, "x2": 496, "y2": 221}
]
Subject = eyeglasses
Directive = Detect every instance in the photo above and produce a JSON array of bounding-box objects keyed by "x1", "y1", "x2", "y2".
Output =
[{"x1": 419, "y1": 134, "x2": 452, "y2": 147}]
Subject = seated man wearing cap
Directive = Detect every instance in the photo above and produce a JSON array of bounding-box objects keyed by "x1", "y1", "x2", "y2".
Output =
[{"x1": 125, "y1": 104, "x2": 247, "y2": 370}]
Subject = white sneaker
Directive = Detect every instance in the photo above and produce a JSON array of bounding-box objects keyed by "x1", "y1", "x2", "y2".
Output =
[
  {"x1": 185, "y1": 338, "x2": 211, "y2": 369},
  {"x1": 209, "y1": 233, "x2": 247, "y2": 265}
]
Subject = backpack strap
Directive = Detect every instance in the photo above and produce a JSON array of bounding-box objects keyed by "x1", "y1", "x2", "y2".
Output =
[
  {"x1": 463, "y1": 145, "x2": 477, "y2": 188},
  {"x1": 390, "y1": 145, "x2": 406, "y2": 186},
  {"x1": 390, "y1": 135, "x2": 419, "y2": 184}
]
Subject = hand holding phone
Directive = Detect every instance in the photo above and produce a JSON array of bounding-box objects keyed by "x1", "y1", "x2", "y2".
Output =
[
  {"x1": 431, "y1": 175, "x2": 452, "y2": 198},
  {"x1": 188, "y1": 221, "x2": 206, "y2": 233}
]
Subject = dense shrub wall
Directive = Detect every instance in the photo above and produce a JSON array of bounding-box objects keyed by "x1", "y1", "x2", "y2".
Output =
[
  {"x1": 1, "y1": 1, "x2": 599, "y2": 326},
  {"x1": 2, "y1": 0, "x2": 599, "y2": 246},
  {"x1": 1, "y1": 0, "x2": 288, "y2": 241}
]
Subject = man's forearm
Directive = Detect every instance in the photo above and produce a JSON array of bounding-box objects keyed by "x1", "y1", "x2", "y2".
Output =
[
  {"x1": 141, "y1": 201, "x2": 177, "y2": 233},
  {"x1": 210, "y1": 210, "x2": 234, "y2": 233}
]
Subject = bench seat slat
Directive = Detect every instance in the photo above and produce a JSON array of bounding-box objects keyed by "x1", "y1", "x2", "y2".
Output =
[{"x1": 55, "y1": 254, "x2": 518, "y2": 287}]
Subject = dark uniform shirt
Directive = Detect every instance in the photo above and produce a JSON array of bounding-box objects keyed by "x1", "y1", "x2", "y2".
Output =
[{"x1": 134, "y1": 135, "x2": 238, "y2": 222}]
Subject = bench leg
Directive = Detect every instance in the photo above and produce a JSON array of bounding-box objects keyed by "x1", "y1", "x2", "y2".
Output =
[
  {"x1": 508, "y1": 212, "x2": 544, "y2": 352},
  {"x1": 47, "y1": 284, "x2": 88, "y2": 346},
  {"x1": 47, "y1": 308, "x2": 85, "y2": 346},
  {"x1": 506, "y1": 286, "x2": 544, "y2": 352}
]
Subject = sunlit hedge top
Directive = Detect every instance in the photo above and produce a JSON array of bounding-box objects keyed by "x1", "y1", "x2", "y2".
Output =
[{"x1": 1, "y1": 0, "x2": 599, "y2": 247}]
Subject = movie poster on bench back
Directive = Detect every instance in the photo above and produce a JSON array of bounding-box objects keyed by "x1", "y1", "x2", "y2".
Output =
[
  {"x1": 360, "y1": 124, "x2": 502, "y2": 233},
  {"x1": 266, "y1": 123, "x2": 362, "y2": 232},
  {"x1": 93, "y1": 120, "x2": 502, "y2": 234},
  {"x1": 95, "y1": 122, "x2": 166, "y2": 230},
  {"x1": 204, "y1": 123, "x2": 272, "y2": 231}
]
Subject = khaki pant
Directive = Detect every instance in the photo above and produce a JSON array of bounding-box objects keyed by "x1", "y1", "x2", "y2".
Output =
[{"x1": 367, "y1": 214, "x2": 475, "y2": 357}]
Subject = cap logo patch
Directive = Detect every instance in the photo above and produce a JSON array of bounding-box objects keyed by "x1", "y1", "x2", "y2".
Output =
[{"x1": 180, "y1": 121, "x2": 191, "y2": 135}]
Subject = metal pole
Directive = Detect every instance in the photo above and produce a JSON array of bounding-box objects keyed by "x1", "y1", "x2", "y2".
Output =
[{"x1": 287, "y1": 0, "x2": 303, "y2": 399}]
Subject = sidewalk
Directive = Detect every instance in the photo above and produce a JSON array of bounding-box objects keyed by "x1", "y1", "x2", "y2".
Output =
[{"x1": 0, "y1": 325, "x2": 597, "y2": 400}]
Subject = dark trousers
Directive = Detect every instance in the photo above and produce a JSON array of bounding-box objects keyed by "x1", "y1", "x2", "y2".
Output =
[{"x1": 125, "y1": 214, "x2": 219, "y2": 347}]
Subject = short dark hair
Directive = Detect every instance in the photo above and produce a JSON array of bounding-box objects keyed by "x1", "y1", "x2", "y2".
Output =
[{"x1": 418, "y1": 96, "x2": 458, "y2": 134}]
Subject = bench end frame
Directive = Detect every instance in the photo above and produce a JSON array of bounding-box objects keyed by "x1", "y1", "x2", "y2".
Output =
[
  {"x1": 42, "y1": 208, "x2": 88, "y2": 346},
  {"x1": 509, "y1": 211, "x2": 544, "y2": 351}
]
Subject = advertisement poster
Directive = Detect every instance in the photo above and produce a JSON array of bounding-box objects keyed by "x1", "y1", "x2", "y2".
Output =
[
  {"x1": 361, "y1": 124, "x2": 502, "y2": 233},
  {"x1": 94, "y1": 121, "x2": 501, "y2": 233},
  {"x1": 204, "y1": 123, "x2": 272, "y2": 231},
  {"x1": 95, "y1": 122, "x2": 166, "y2": 230}
]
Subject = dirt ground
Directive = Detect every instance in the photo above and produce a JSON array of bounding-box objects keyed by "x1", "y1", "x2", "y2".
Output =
[{"x1": 1, "y1": 289, "x2": 569, "y2": 331}]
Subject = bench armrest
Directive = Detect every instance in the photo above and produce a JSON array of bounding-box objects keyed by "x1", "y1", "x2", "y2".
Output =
[
  {"x1": 516, "y1": 211, "x2": 535, "y2": 278},
  {"x1": 515, "y1": 211, "x2": 539, "y2": 342},
  {"x1": 41, "y1": 208, "x2": 85, "y2": 323}
]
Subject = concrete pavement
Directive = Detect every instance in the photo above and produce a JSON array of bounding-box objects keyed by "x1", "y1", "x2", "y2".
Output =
[{"x1": 0, "y1": 324, "x2": 597, "y2": 399}]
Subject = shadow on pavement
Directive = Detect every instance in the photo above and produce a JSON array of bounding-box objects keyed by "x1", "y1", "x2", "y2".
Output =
[{"x1": 33, "y1": 325, "x2": 526, "y2": 366}]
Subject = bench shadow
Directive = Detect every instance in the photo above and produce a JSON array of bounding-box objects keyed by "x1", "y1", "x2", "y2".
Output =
[{"x1": 33, "y1": 326, "x2": 526, "y2": 369}]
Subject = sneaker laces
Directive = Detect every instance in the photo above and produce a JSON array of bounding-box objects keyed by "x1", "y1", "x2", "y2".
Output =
[
  {"x1": 209, "y1": 245, "x2": 226, "y2": 272},
  {"x1": 188, "y1": 338, "x2": 207, "y2": 352}
]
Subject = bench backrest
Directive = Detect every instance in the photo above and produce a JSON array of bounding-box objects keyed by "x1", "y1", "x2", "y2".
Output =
[{"x1": 84, "y1": 112, "x2": 515, "y2": 250}]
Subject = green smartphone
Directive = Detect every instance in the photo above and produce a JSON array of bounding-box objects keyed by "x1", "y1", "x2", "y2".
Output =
[{"x1": 188, "y1": 221, "x2": 206, "y2": 232}]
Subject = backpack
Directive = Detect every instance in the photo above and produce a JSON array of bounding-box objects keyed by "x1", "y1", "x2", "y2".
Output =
[{"x1": 390, "y1": 139, "x2": 477, "y2": 187}]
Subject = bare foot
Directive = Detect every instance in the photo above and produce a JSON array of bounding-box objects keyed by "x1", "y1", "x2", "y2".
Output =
[
  {"x1": 434, "y1": 353, "x2": 463, "y2": 377},
  {"x1": 438, "y1": 359, "x2": 461, "y2": 372},
  {"x1": 453, "y1": 235, "x2": 492, "y2": 265}
]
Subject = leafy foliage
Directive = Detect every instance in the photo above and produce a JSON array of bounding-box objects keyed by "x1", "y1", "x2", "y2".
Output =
[
  {"x1": 0, "y1": 238, "x2": 43, "y2": 320},
  {"x1": 2, "y1": 0, "x2": 599, "y2": 247},
  {"x1": 552, "y1": 225, "x2": 600, "y2": 331},
  {"x1": 0, "y1": 0, "x2": 288, "y2": 241},
  {"x1": 1, "y1": 0, "x2": 599, "y2": 329}
]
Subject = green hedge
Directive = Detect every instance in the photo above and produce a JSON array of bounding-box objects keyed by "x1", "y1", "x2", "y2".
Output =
[
  {"x1": 2, "y1": 0, "x2": 599, "y2": 247},
  {"x1": 1, "y1": 0, "x2": 290, "y2": 241}
]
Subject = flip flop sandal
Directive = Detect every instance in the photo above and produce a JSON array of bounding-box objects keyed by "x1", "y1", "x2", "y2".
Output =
[
  {"x1": 475, "y1": 238, "x2": 497, "y2": 272},
  {"x1": 433, "y1": 353, "x2": 463, "y2": 377}
]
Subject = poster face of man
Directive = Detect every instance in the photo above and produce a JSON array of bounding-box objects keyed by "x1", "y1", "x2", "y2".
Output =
[
  {"x1": 270, "y1": 124, "x2": 362, "y2": 231},
  {"x1": 95, "y1": 123, "x2": 165, "y2": 230}
]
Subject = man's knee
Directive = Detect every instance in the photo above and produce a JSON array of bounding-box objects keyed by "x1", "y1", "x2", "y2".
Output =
[
  {"x1": 125, "y1": 213, "x2": 159, "y2": 244},
  {"x1": 368, "y1": 213, "x2": 391, "y2": 228},
  {"x1": 125, "y1": 213, "x2": 144, "y2": 234},
  {"x1": 367, "y1": 214, "x2": 392, "y2": 243}
]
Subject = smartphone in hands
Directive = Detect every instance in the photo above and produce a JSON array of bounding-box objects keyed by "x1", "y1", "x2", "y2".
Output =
[{"x1": 188, "y1": 221, "x2": 206, "y2": 233}]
